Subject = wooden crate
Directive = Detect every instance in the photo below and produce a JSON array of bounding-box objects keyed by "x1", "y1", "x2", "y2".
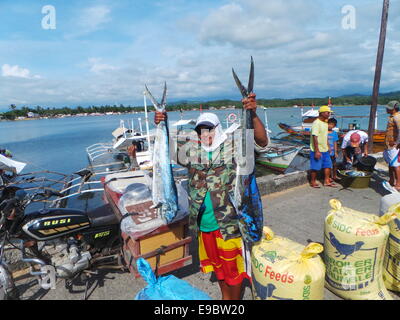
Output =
[
  {"x1": 122, "y1": 218, "x2": 192, "y2": 278},
  {"x1": 103, "y1": 182, "x2": 192, "y2": 277}
]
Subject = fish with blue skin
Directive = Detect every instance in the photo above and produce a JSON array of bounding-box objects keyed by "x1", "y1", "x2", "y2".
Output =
[
  {"x1": 231, "y1": 57, "x2": 264, "y2": 244},
  {"x1": 345, "y1": 170, "x2": 366, "y2": 177},
  {"x1": 144, "y1": 83, "x2": 178, "y2": 223}
]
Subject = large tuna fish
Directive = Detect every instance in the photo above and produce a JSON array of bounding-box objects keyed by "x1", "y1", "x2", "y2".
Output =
[
  {"x1": 145, "y1": 83, "x2": 178, "y2": 223},
  {"x1": 232, "y1": 57, "x2": 264, "y2": 244}
]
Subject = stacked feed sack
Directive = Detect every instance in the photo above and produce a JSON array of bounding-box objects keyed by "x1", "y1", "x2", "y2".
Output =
[
  {"x1": 380, "y1": 202, "x2": 400, "y2": 292},
  {"x1": 324, "y1": 199, "x2": 396, "y2": 300},
  {"x1": 251, "y1": 227, "x2": 325, "y2": 300}
]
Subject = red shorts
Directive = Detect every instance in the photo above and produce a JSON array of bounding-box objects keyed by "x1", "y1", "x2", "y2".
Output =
[{"x1": 198, "y1": 230, "x2": 250, "y2": 286}]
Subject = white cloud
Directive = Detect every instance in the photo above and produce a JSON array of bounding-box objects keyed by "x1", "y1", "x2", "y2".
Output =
[
  {"x1": 88, "y1": 58, "x2": 118, "y2": 74},
  {"x1": 65, "y1": 5, "x2": 112, "y2": 39},
  {"x1": 80, "y1": 5, "x2": 111, "y2": 32},
  {"x1": 1, "y1": 64, "x2": 41, "y2": 79},
  {"x1": 199, "y1": 0, "x2": 315, "y2": 49}
]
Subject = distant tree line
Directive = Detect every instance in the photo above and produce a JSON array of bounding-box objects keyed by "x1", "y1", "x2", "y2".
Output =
[
  {"x1": 1, "y1": 92, "x2": 400, "y2": 120},
  {"x1": 0, "y1": 104, "x2": 139, "y2": 120}
]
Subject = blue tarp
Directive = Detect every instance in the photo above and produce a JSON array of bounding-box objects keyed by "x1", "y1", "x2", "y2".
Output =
[{"x1": 134, "y1": 258, "x2": 212, "y2": 300}]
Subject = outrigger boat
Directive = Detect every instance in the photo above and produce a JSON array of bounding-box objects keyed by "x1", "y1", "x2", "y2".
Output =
[
  {"x1": 278, "y1": 121, "x2": 386, "y2": 144},
  {"x1": 86, "y1": 91, "x2": 161, "y2": 175},
  {"x1": 87, "y1": 122, "x2": 155, "y2": 175},
  {"x1": 257, "y1": 108, "x2": 305, "y2": 173},
  {"x1": 278, "y1": 108, "x2": 386, "y2": 145},
  {"x1": 86, "y1": 143, "x2": 132, "y2": 175},
  {"x1": 256, "y1": 140, "x2": 304, "y2": 173},
  {"x1": 0, "y1": 168, "x2": 88, "y2": 212},
  {"x1": 0, "y1": 155, "x2": 26, "y2": 187}
]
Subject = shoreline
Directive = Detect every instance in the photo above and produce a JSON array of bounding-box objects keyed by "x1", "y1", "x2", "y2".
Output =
[{"x1": 0, "y1": 104, "x2": 387, "y2": 122}]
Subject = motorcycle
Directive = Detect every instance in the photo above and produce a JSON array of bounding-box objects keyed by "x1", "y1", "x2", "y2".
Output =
[{"x1": 0, "y1": 186, "x2": 125, "y2": 300}]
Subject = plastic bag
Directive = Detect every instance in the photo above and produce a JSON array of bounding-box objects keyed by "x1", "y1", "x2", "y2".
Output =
[
  {"x1": 379, "y1": 193, "x2": 400, "y2": 216},
  {"x1": 251, "y1": 226, "x2": 325, "y2": 300},
  {"x1": 381, "y1": 202, "x2": 400, "y2": 292},
  {"x1": 119, "y1": 180, "x2": 189, "y2": 240},
  {"x1": 134, "y1": 258, "x2": 212, "y2": 300},
  {"x1": 119, "y1": 182, "x2": 165, "y2": 238},
  {"x1": 324, "y1": 199, "x2": 396, "y2": 300}
]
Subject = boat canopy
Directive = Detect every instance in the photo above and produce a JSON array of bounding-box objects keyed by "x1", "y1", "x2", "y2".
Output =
[
  {"x1": 112, "y1": 127, "x2": 129, "y2": 139},
  {"x1": 0, "y1": 154, "x2": 26, "y2": 174},
  {"x1": 302, "y1": 109, "x2": 319, "y2": 118},
  {"x1": 113, "y1": 135, "x2": 149, "y2": 150}
]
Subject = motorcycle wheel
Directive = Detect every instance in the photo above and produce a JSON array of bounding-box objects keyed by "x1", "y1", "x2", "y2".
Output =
[
  {"x1": 0, "y1": 285, "x2": 20, "y2": 300},
  {"x1": 0, "y1": 266, "x2": 19, "y2": 300}
]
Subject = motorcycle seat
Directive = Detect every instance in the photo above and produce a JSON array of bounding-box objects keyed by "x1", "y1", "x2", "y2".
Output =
[{"x1": 87, "y1": 204, "x2": 119, "y2": 228}]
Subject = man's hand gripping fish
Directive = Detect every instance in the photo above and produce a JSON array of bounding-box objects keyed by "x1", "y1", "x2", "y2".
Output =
[
  {"x1": 232, "y1": 57, "x2": 264, "y2": 244},
  {"x1": 145, "y1": 83, "x2": 178, "y2": 223}
]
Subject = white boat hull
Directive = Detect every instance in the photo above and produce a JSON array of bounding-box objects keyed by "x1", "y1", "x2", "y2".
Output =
[{"x1": 256, "y1": 145, "x2": 303, "y2": 173}]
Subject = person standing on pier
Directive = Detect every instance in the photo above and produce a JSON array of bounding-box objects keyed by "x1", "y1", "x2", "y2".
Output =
[
  {"x1": 383, "y1": 100, "x2": 400, "y2": 190},
  {"x1": 154, "y1": 93, "x2": 268, "y2": 300},
  {"x1": 309, "y1": 106, "x2": 337, "y2": 188},
  {"x1": 328, "y1": 118, "x2": 340, "y2": 182}
]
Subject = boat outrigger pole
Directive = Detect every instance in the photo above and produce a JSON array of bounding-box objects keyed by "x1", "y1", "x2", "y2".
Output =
[
  {"x1": 143, "y1": 91, "x2": 152, "y2": 153},
  {"x1": 263, "y1": 107, "x2": 271, "y2": 139}
]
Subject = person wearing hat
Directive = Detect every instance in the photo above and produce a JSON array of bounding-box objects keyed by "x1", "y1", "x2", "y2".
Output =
[
  {"x1": 341, "y1": 130, "x2": 369, "y2": 170},
  {"x1": 309, "y1": 105, "x2": 337, "y2": 188},
  {"x1": 383, "y1": 100, "x2": 400, "y2": 190},
  {"x1": 154, "y1": 92, "x2": 268, "y2": 300}
]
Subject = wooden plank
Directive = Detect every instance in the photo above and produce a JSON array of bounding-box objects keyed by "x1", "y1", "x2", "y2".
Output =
[
  {"x1": 139, "y1": 237, "x2": 192, "y2": 260},
  {"x1": 12, "y1": 267, "x2": 32, "y2": 280}
]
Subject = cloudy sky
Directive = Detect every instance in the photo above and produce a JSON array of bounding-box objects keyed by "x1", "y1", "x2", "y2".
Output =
[{"x1": 0, "y1": 0, "x2": 399, "y2": 110}]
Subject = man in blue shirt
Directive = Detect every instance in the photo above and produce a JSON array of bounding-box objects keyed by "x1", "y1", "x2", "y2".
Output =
[{"x1": 328, "y1": 118, "x2": 340, "y2": 182}]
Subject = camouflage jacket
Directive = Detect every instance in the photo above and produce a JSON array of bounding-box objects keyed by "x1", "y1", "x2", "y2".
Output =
[{"x1": 177, "y1": 135, "x2": 240, "y2": 241}]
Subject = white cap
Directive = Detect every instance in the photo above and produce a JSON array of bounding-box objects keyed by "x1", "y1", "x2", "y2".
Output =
[
  {"x1": 195, "y1": 113, "x2": 220, "y2": 129},
  {"x1": 195, "y1": 113, "x2": 227, "y2": 152}
]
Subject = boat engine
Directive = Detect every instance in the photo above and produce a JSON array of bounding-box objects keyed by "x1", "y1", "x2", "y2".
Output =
[{"x1": 37, "y1": 238, "x2": 91, "y2": 279}]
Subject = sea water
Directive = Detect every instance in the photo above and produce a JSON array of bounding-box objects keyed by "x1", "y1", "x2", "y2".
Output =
[{"x1": 0, "y1": 105, "x2": 389, "y2": 210}]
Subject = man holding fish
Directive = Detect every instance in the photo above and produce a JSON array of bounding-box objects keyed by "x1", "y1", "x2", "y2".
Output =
[{"x1": 154, "y1": 79, "x2": 268, "y2": 300}]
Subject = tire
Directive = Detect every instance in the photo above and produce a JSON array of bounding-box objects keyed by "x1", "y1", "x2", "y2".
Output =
[{"x1": 0, "y1": 265, "x2": 19, "y2": 300}]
